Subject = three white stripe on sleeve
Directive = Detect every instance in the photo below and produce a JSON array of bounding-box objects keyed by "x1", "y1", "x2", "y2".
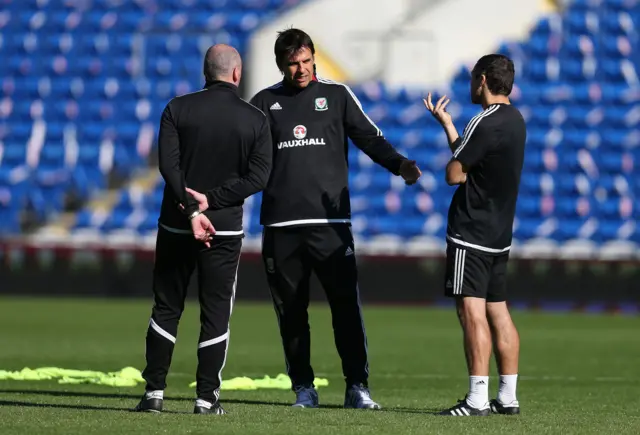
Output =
[{"x1": 453, "y1": 105, "x2": 501, "y2": 159}]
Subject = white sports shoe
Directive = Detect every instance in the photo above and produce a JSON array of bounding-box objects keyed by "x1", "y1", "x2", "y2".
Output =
[{"x1": 344, "y1": 384, "x2": 381, "y2": 410}]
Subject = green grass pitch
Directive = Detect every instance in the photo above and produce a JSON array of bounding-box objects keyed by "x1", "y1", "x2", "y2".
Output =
[{"x1": 0, "y1": 297, "x2": 639, "y2": 434}]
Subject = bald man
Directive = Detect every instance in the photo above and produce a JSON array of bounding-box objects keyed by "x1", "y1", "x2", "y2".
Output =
[{"x1": 133, "y1": 44, "x2": 272, "y2": 415}]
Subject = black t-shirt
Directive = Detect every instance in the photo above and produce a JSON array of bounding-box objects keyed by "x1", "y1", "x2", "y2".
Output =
[{"x1": 446, "y1": 103, "x2": 527, "y2": 255}]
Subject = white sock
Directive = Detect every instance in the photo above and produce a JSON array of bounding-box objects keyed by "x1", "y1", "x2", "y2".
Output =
[
  {"x1": 196, "y1": 399, "x2": 213, "y2": 409},
  {"x1": 497, "y1": 374, "x2": 518, "y2": 404},
  {"x1": 466, "y1": 376, "x2": 489, "y2": 409},
  {"x1": 145, "y1": 390, "x2": 163, "y2": 400}
]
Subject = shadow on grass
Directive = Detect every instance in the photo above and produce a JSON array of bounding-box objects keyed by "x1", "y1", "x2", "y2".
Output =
[
  {"x1": 0, "y1": 389, "x2": 441, "y2": 414},
  {"x1": 0, "y1": 389, "x2": 292, "y2": 408},
  {"x1": 0, "y1": 399, "x2": 159, "y2": 413},
  {"x1": 383, "y1": 407, "x2": 445, "y2": 415}
]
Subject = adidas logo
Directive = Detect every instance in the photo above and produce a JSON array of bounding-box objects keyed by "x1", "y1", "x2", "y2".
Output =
[
  {"x1": 476, "y1": 380, "x2": 486, "y2": 385},
  {"x1": 446, "y1": 279, "x2": 453, "y2": 288},
  {"x1": 270, "y1": 102, "x2": 282, "y2": 110},
  {"x1": 345, "y1": 247, "x2": 354, "y2": 256}
]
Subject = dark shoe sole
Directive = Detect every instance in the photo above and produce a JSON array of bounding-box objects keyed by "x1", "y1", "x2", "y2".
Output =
[
  {"x1": 490, "y1": 400, "x2": 520, "y2": 415},
  {"x1": 491, "y1": 406, "x2": 520, "y2": 415},
  {"x1": 344, "y1": 404, "x2": 382, "y2": 410},
  {"x1": 132, "y1": 407, "x2": 161, "y2": 413},
  {"x1": 194, "y1": 406, "x2": 226, "y2": 415}
]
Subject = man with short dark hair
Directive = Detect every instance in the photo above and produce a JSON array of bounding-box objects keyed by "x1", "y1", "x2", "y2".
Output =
[
  {"x1": 424, "y1": 54, "x2": 526, "y2": 417},
  {"x1": 133, "y1": 44, "x2": 272, "y2": 415},
  {"x1": 249, "y1": 28, "x2": 421, "y2": 409}
]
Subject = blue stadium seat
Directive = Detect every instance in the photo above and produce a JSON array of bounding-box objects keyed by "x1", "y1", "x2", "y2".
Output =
[
  {"x1": 554, "y1": 219, "x2": 590, "y2": 241},
  {"x1": 519, "y1": 173, "x2": 546, "y2": 195},
  {"x1": 517, "y1": 196, "x2": 549, "y2": 218},
  {"x1": 513, "y1": 219, "x2": 542, "y2": 240},
  {"x1": 565, "y1": 107, "x2": 603, "y2": 129},
  {"x1": 39, "y1": 144, "x2": 66, "y2": 168},
  {"x1": 139, "y1": 213, "x2": 160, "y2": 233},
  {"x1": 557, "y1": 173, "x2": 591, "y2": 196},
  {"x1": 605, "y1": 0, "x2": 640, "y2": 12},
  {"x1": 561, "y1": 59, "x2": 596, "y2": 83},
  {"x1": 30, "y1": 168, "x2": 72, "y2": 219},
  {"x1": 102, "y1": 209, "x2": 129, "y2": 231},
  {"x1": 570, "y1": 0, "x2": 604, "y2": 11},
  {"x1": 600, "y1": 35, "x2": 637, "y2": 59},
  {"x1": 597, "y1": 220, "x2": 629, "y2": 242},
  {"x1": 564, "y1": 10, "x2": 598, "y2": 34},
  {"x1": 2, "y1": 144, "x2": 27, "y2": 167},
  {"x1": 601, "y1": 12, "x2": 628, "y2": 35}
]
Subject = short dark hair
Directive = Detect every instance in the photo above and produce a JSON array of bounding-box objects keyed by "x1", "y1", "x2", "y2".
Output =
[
  {"x1": 473, "y1": 54, "x2": 515, "y2": 96},
  {"x1": 274, "y1": 28, "x2": 315, "y2": 72}
]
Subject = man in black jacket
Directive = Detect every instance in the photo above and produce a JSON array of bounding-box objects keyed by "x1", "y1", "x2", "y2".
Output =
[
  {"x1": 133, "y1": 44, "x2": 272, "y2": 415},
  {"x1": 234, "y1": 28, "x2": 420, "y2": 409}
]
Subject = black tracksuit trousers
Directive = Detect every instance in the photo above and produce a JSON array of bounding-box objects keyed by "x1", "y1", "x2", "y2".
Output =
[
  {"x1": 142, "y1": 227, "x2": 242, "y2": 403},
  {"x1": 261, "y1": 224, "x2": 369, "y2": 389}
]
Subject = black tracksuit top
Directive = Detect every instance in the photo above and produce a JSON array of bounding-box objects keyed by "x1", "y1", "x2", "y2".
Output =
[
  {"x1": 250, "y1": 76, "x2": 409, "y2": 227},
  {"x1": 157, "y1": 80, "x2": 272, "y2": 237}
]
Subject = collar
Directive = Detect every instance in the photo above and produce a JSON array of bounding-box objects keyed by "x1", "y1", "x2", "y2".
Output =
[{"x1": 203, "y1": 80, "x2": 239, "y2": 92}]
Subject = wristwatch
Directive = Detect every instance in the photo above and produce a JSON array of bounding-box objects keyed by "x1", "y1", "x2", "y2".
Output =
[{"x1": 188, "y1": 210, "x2": 201, "y2": 220}]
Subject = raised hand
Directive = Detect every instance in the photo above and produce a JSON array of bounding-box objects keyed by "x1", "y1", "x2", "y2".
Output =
[{"x1": 423, "y1": 92, "x2": 452, "y2": 127}]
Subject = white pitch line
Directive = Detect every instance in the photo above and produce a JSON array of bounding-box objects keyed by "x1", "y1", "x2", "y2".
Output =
[{"x1": 315, "y1": 373, "x2": 633, "y2": 383}]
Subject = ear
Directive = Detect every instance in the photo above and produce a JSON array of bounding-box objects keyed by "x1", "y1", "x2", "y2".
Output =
[{"x1": 233, "y1": 67, "x2": 241, "y2": 84}]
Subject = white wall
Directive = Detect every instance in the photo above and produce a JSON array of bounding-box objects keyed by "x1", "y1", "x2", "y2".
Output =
[
  {"x1": 246, "y1": 0, "x2": 551, "y2": 96},
  {"x1": 245, "y1": 0, "x2": 417, "y2": 98},
  {"x1": 384, "y1": 0, "x2": 547, "y2": 89}
]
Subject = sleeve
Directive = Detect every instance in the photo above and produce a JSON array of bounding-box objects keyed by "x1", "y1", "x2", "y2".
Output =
[
  {"x1": 204, "y1": 116, "x2": 273, "y2": 210},
  {"x1": 342, "y1": 86, "x2": 408, "y2": 175},
  {"x1": 157, "y1": 103, "x2": 200, "y2": 216},
  {"x1": 451, "y1": 117, "x2": 493, "y2": 168}
]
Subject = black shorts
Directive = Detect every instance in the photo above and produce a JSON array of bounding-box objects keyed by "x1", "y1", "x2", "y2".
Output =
[{"x1": 444, "y1": 244, "x2": 509, "y2": 302}]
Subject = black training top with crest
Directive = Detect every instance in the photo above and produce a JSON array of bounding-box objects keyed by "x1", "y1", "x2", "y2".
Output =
[
  {"x1": 446, "y1": 103, "x2": 527, "y2": 255},
  {"x1": 250, "y1": 76, "x2": 409, "y2": 227}
]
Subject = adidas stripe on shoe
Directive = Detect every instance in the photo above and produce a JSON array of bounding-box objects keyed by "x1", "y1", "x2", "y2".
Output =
[
  {"x1": 439, "y1": 398, "x2": 490, "y2": 416},
  {"x1": 194, "y1": 399, "x2": 226, "y2": 415}
]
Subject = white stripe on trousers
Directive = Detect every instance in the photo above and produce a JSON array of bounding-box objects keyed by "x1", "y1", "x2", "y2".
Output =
[
  {"x1": 356, "y1": 284, "x2": 370, "y2": 376},
  {"x1": 149, "y1": 318, "x2": 176, "y2": 343},
  {"x1": 453, "y1": 248, "x2": 467, "y2": 295},
  {"x1": 213, "y1": 250, "x2": 241, "y2": 400}
]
